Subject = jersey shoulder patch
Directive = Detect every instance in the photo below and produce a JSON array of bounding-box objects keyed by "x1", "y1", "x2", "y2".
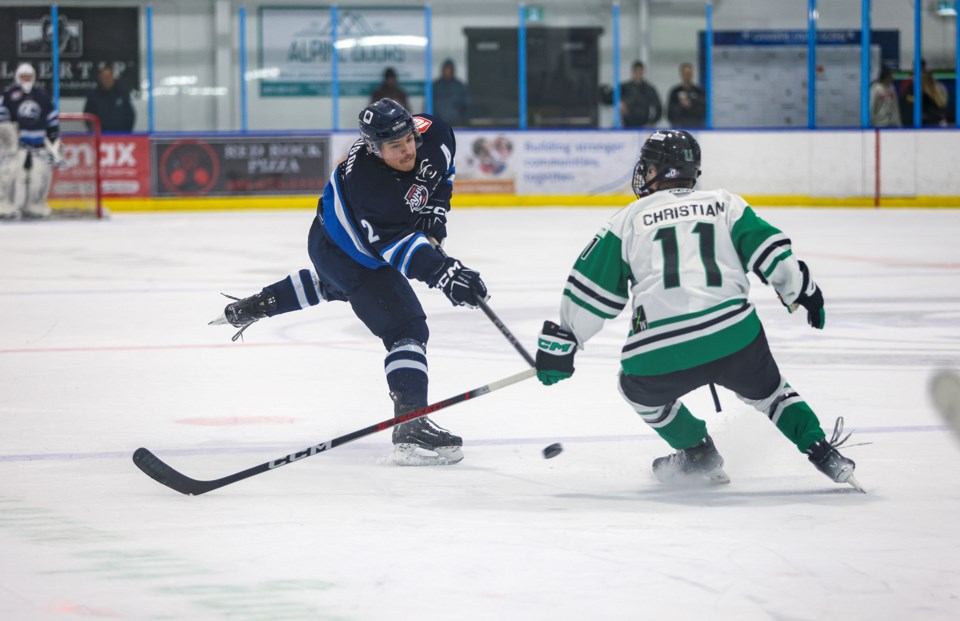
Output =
[{"x1": 413, "y1": 116, "x2": 432, "y2": 133}]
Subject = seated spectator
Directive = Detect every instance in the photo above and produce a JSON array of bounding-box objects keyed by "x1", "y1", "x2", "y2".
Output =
[
  {"x1": 371, "y1": 67, "x2": 409, "y2": 110},
  {"x1": 83, "y1": 66, "x2": 135, "y2": 132},
  {"x1": 666, "y1": 62, "x2": 706, "y2": 128},
  {"x1": 869, "y1": 66, "x2": 901, "y2": 127},
  {"x1": 432, "y1": 59, "x2": 470, "y2": 126}
]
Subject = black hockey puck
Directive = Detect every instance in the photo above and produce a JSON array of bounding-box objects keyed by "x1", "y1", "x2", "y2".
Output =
[{"x1": 542, "y1": 443, "x2": 563, "y2": 459}]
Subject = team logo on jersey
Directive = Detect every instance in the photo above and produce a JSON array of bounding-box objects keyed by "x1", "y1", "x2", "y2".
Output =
[
  {"x1": 404, "y1": 183, "x2": 430, "y2": 211},
  {"x1": 632, "y1": 306, "x2": 648, "y2": 333},
  {"x1": 413, "y1": 116, "x2": 432, "y2": 133},
  {"x1": 16, "y1": 100, "x2": 42, "y2": 122},
  {"x1": 416, "y1": 159, "x2": 437, "y2": 183}
]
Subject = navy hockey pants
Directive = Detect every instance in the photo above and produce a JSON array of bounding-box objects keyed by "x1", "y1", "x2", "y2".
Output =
[{"x1": 307, "y1": 218, "x2": 429, "y2": 351}]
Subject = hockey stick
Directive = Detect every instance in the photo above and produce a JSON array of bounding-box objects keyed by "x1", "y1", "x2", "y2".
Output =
[
  {"x1": 132, "y1": 368, "x2": 537, "y2": 496},
  {"x1": 709, "y1": 383, "x2": 722, "y2": 412},
  {"x1": 478, "y1": 298, "x2": 536, "y2": 367}
]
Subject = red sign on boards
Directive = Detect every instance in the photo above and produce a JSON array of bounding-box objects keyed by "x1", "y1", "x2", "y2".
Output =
[{"x1": 99, "y1": 135, "x2": 151, "y2": 197}]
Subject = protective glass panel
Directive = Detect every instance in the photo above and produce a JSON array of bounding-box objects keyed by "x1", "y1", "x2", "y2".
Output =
[{"x1": 711, "y1": 0, "x2": 810, "y2": 128}]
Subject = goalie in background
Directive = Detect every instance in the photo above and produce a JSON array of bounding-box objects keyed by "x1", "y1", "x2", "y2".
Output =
[{"x1": 0, "y1": 63, "x2": 63, "y2": 220}]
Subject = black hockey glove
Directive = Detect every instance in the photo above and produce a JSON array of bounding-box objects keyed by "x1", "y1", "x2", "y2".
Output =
[
  {"x1": 536, "y1": 321, "x2": 578, "y2": 386},
  {"x1": 415, "y1": 204, "x2": 448, "y2": 244},
  {"x1": 793, "y1": 261, "x2": 825, "y2": 329},
  {"x1": 429, "y1": 256, "x2": 488, "y2": 308}
]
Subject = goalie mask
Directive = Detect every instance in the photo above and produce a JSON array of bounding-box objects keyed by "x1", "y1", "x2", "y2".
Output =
[
  {"x1": 15, "y1": 63, "x2": 37, "y2": 94},
  {"x1": 359, "y1": 98, "x2": 422, "y2": 157},
  {"x1": 632, "y1": 130, "x2": 702, "y2": 198}
]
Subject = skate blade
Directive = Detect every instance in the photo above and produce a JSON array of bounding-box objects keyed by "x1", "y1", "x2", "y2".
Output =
[
  {"x1": 845, "y1": 474, "x2": 866, "y2": 494},
  {"x1": 391, "y1": 444, "x2": 464, "y2": 466},
  {"x1": 208, "y1": 313, "x2": 229, "y2": 326}
]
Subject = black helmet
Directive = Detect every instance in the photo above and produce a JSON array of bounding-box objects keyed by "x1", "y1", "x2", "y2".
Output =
[
  {"x1": 359, "y1": 98, "x2": 422, "y2": 156},
  {"x1": 632, "y1": 130, "x2": 702, "y2": 198}
]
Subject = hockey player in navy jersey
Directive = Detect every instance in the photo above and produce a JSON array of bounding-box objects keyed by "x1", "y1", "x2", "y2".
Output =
[
  {"x1": 211, "y1": 98, "x2": 488, "y2": 465},
  {"x1": 0, "y1": 63, "x2": 62, "y2": 219}
]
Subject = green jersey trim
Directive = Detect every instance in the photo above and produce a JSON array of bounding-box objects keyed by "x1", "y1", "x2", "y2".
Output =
[
  {"x1": 762, "y1": 249, "x2": 793, "y2": 279},
  {"x1": 646, "y1": 297, "x2": 748, "y2": 330},
  {"x1": 621, "y1": 309, "x2": 762, "y2": 376}
]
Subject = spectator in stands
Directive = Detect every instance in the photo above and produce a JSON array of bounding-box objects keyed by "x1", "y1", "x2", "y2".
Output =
[
  {"x1": 899, "y1": 59, "x2": 949, "y2": 127},
  {"x1": 666, "y1": 62, "x2": 706, "y2": 128},
  {"x1": 432, "y1": 59, "x2": 470, "y2": 127},
  {"x1": 83, "y1": 66, "x2": 135, "y2": 132},
  {"x1": 371, "y1": 67, "x2": 409, "y2": 110},
  {"x1": 869, "y1": 66, "x2": 901, "y2": 127},
  {"x1": 620, "y1": 61, "x2": 662, "y2": 128}
]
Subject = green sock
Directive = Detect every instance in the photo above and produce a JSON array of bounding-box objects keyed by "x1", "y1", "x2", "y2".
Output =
[
  {"x1": 646, "y1": 402, "x2": 708, "y2": 450},
  {"x1": 775, "y1": 401, "x2": 826, "y2": 452}
]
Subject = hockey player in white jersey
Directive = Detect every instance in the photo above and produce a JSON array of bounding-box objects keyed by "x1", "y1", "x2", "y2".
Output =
[
  {"x1": 535, "y1": 130, "x2": 861, "y2": 490},
  {"x1": 0, "y1": 63, "x2": 62, "y2": 220}
]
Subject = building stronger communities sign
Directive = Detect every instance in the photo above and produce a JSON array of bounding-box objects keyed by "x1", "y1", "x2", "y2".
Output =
[
  {"x1": 259, "y1": 6, "x2": 427, "y2": 97},
  {"x1": 0, "y1": 6, "x2": 140, "y2": 98}
]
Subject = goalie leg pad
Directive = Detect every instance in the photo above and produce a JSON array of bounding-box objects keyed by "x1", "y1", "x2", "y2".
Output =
[
  {"x1": 0, "y1": 153, "x2": 22, "y2": 218},
  {"x1": 23, "y1": 149, "x2": 52, "y2": 219}
]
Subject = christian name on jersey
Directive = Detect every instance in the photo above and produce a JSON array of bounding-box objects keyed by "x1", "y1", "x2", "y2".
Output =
[{"x1": 637, "y1": 201, "x2": 726, "y2": 228}]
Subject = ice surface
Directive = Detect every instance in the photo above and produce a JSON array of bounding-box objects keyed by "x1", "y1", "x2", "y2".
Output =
[{"x1": 1, "y1": 207, "x2": 959, "y2": 620}]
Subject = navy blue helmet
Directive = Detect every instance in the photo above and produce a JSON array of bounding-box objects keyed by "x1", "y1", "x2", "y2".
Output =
[
  {"x1": 632, "y1": 130, "x2": 702, "y2": 198},
  {"x1": 359, "y1": 98, "x2": 422, "y2": 156}
]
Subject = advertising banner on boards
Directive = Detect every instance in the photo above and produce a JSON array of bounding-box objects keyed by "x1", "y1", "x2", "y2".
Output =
[
  {"x1": 455, "y1": 130, "x2": 640, "y2": 195},
  {"x1": 152, "y1": 136, "x2": 329, "y2": 197}
]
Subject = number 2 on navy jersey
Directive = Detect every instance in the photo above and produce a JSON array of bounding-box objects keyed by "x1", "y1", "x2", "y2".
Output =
[
  {"x1": 653, "y1": 222, "x2": 721, "y2": 289},
  {"x1": 360, "y1": 219, "x2": 380, "y2": 243}
]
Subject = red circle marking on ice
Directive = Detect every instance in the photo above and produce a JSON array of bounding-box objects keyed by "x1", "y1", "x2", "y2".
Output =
[{"x1": 175, "y1": 416, "x2": 299, "y2": 426}]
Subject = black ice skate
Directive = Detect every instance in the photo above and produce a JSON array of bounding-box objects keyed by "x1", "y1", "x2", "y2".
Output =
[
  {"x1": 652, "y1": 435, "x2": 730, "y2": 486},
  {"x1": 806, "y1": 417, "x2": 864, "y2": 492},
  {"x1": 208, "y1": 290, "x2": 277, "y2": 341},
  {"x1": 392, "y1": 415, "x2": 464, "y2": 466}
]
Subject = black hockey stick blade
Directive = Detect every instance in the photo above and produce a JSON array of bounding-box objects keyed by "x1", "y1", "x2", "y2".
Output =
[{"x1": 132, "y1": 367, "x2": 537, "y2": 496}]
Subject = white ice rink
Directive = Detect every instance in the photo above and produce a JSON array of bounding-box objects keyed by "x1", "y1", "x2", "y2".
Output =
[{"x1": 2, "y1": 207, "x2": 959, "y2": 620}]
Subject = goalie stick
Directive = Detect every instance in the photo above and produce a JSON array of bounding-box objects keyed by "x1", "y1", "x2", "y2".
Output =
[{"x1": 133, "y1": 368, "x2": 536, "y2": 495}]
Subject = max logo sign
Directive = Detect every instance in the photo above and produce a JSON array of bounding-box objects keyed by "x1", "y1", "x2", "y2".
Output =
[
  {"x1": 100, "y1": 142, "x2": 137, "y2": 167},
  {"x1": 61, "y1": 142, "x2": 96, "y2": 168}
]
